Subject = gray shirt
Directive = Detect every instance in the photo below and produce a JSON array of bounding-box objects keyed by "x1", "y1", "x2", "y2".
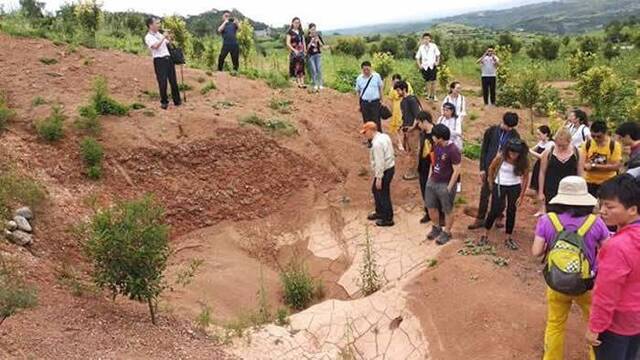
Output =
[
  {"x1": 480, "y1": 55, "x2": 499, "y2": 77},
  {"x1": 355, "y1": 72, "x2": 383, "y2": 102}
]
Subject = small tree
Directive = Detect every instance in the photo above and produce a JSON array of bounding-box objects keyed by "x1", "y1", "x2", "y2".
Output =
[
  {"x1": 85, "y1": 196, "x2": 170, "y2": 324},
  {"x1": 334, "y1": 37, "x2": 366, "y2": 58},
  {"x1": 568, "y1": 50, "x2": 597, "y2": 78},
  {"x1": 495, "y1": 45, "x2": 512, "y2": 90},
  {"x1": 579, "y1": 36, "x2": 599, "y2": 54},
  {"x1": 379, "y1": 37, "x2": 401, "y2": 58},
  {"x1": 0, "y1": 256, "x2": 37, "y2": 327},
  {"x1": 453, "y1": 40, "x2": 470, "y2": 58},
  {"x1": 517, "y1": 69, "x2": 542, "y2": 135},
  {"x1": 74, "y1": 0, "x2": 102, "y2": 47},
  {"x1": 19, "y1": 0, "x2": 44, "y2": 19},
  {"x1": 498, "y1": 32, "x2": 522, "y2": 54},
  {"x1": 372, "y1": 52, "x2": 394, "y2": 80},
  {"x1": 163, "y1": 15, "x2": 191, "y2": 52},
  {"x1": 237, "y1": 19, "x2": 255, "y2": 68},
  {"x1": 602, "y1": 42, "x2": 620, "y2": 60},
  {"x1": 576, "y1": 66, "x2": 638, "y2": 125},
  {"x1": 527, "y1": 37, "x2": 560, "y2": 60},
  {"x1": 438, "y1": 64, "x2": 452, "y2": 96}
]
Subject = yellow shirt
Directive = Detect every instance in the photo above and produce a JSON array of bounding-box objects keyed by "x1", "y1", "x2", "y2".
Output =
[{"x1": 580, "y1": 138, "x2": 622, "y2": 184}]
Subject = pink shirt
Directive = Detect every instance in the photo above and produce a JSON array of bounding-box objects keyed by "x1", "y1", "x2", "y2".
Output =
[{"x1": 589, "y1": 223, "x2": 640, "y2": 335}]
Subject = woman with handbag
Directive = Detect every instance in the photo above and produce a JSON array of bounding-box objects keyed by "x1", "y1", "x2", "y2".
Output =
[{"x1": 286, "y1": 17, "x2": 306, "y2": 89}]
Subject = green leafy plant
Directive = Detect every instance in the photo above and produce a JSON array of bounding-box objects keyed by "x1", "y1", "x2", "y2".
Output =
[
  {"x1": 264, "y1": 70, "x2": 290, "y2": 89},
  {"x1": 239, "y1": 114, "x2": 297, "y2": 136},
  {"x1": 36, "y1": 105, "x2": 66, "y2": 142},
  {"x1": 576, "y1": 65, "x2": 638, "y2": 125},
  {"x1": 84, "y1": 196, "x2": 170, "y2": 324},
  {"x1": 275, "y1": 307, "x2": 290, "y2": 326},
  {"x1": 75, "y1": 105, "x2": 101, "y2": 135},
  {"x1": 178, "y1": 83, "x2": 193, "y2": 92},
  {"x1": 280, "y1": 261, "x2": 317, "y2": 310},
  {"x1": 162, "y1": 15, "x2": 190, "y2": 51},
  {"x1": 333, "y1": 67, "x2": 360, "y2": 93},
  {"x1": 463, "y1": 140, "x2": 482, "y2": 160},
  {"x1": 358, "y1": 226, "x2": 381, "y2": 296},
  {"x1": 0, "y1": 256, "x2": 38, "y2": 327},
  {"x1": 130, "y1": 102, "x2": 146, "y2": 110},
  {"x1": 80, "y1": 137, "x2": 104, "y2": 180},
  {"x1": 372, "y1": 52, "x2": 394, "y2": 80},
  {"x1": 0, "y1": 169, "x2": 46, "y2": 219},
  {"x1": 568, "y1": 50, "x2": 597, "y2": 78},
  {"x1": 200, "y1": 80, "x2": 217, "y2": 95},
  {"x1": 268, "y1": 98, "x2": 293, "y2": 114},
  {"x1": 195, "y1": 303, "x2": 213, "y2": 329},
  {"x1": 80, "y1": 76, "x2": 129, "y2": 116},
  {"x1": 74, "y1": 0, "x2": 102, "y2": 47},
  {"x1": 237, "y1": 19, "x2": 255, "y2": 67},
  {"x1": 31, "y1": 96, "x2": 46, "y2": 107},
  {"x1": 517, "y1": 69, "x2": 542, "y2": 134},
  {"x1": 175, "y1": 259, "x2": 203, "y2": 287},
  {"x1": 0, "y1": 92, "x2": 15, "y2": 132},
  {"x1": 141, "y1": 90, "x2": 160, "y2": 100}
]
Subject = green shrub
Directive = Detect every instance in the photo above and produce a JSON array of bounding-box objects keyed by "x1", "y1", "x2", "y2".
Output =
[
  {"x1": 334, "y1": 37, "x2": 366, "y2": 58},
  {"x1": 576, "y1": 65, "x2": 638, "y2": 125},
  {"x1": 239, "y1": 114, "x2": 297, "y2": 136},
  {"x1": 333, "y1": 68, "x2": 359, "y2": 93},
  {"x1": 36, "y1": 106, "x2": 65, "y2": 142},
  {"x1": 178, "y1": 83, "x2": 193, "y2": 92},
  {"x1": 141, "y1": 90, "x2": 160, "y2": 100},
  {"x1": 568, "y1": 50, "x2": 597, "y2": 78},
  {"x1": 280, "y1": 262, "x2": 318, "y2": 310},
  {"x1": 372, "y1": 52, "x2": 394, "y2": 80},
  {"x1": 264, "y1": 71, "x2": 290, "y2": 89},
  {"x1": 130, "y1": 102, "x2": 146, "y2": 110},
  {"x1": 39, "y1": 57, "x2": 58, "y2": 65},
  {"x1": 75, "y1": 105, "x2": 101, "y2": 135},
  {"x1": 0, "y1": 169, "x2": 46, "y2": 221},
  {"x1": 534, "y1": 86, "x2": 567, "y2": 115},
  {"x1": 0, "y1": 257, "x2": 38, "y2": 327},
  {"x1": 31, "y1": 96, "x2": 47, "y2": 107},
  {"x1": 237, "y1": 20, "x2": 255, "y2": 65},
  {"x1": 200, "y1": 80, "x2": 217, "y2": 95},
  {"x1": 0, "y1": 93, "x2": 15, "y2": 132},
  {"x1": 268, "y1": 98, "x2": 293, "y2": 114},
  {"x1": 85, "y1": 196, "x2": 170, "y2": 324},
  {"x1": 463, "y1": 140, "x2": 482, "y2": 160},
  {"x1": 80, "y1": 137, "x2": 103, "y2": 180},
  {"x1": 89, "y1": 76, "x2": 129, "y2": 116}
]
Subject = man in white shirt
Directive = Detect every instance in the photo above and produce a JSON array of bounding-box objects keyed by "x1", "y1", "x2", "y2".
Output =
[
  {"x1": 476, "y1": 46, "x2": 500, "y2": 106},
  {"x1": 415, "y1": 33, "x2": 441, "y2": 102},
  {"x1": 362, "y1": 122, "x2": 396, "y2": 227},
  {"x1": 144, "y1": 17, "x2": 181, "y2": 110}
]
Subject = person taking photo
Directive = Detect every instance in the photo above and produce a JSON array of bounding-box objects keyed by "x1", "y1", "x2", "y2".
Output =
[
  {"x1": 476, "y1": 46, "x2": 500, "y2": 106},
  {"x1": 217, "y1": 10, "x2": 240, "y2": 72},
  {"x1": 144, "y1": 17, "x2": 181, "y2": 110}
]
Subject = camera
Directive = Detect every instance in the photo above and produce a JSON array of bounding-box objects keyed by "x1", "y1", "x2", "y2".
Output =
[{"x1": 228, "y1": 17, "x2": 235, "y2": 22}]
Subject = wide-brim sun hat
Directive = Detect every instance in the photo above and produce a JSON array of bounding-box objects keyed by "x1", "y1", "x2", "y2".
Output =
[{"x1": 549, "y1": 176, "x2": 597, "y2": 207}]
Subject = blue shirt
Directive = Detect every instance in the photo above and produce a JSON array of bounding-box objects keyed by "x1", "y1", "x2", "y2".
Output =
[
  {"x1": 355, "y1": 73, "x2": 383, "y2": 101},
  {"x1": 221, "y1": 22, "x2": 238, "y2": 46}
]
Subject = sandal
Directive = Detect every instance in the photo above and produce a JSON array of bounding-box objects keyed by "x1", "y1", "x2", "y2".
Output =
[{"x1": 505, "y1": 237, "x2": 519, "y2": 251}]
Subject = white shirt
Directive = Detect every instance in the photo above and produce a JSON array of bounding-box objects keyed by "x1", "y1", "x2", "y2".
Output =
[
  {"x1": 480, "y1": 55, "x2": 499, "y2": 77},
  {"x1": 145, "y1": 31, "x2": 170, "y2": 58},
  {"x1": 370, "y1": 132, "x2": 395, "y2": 179},
  {"x1": 415, "y1": 43, "x2": 441, "y2": 70},
  {"x1": 442, "y1": 94, "x2": 466, "y2": 118},
  {"x1": 534, "y1": 140, "x2": 555, "y2": 152},
  {"x1": 567, "y1": 123, "x2": 590, "y2": 148},
  {"x1": 495, "y1": 162, "x2": 521, "y2": 186},
  {"x1": 437, "y1": 116, "x2": 463, "y2": 151}
]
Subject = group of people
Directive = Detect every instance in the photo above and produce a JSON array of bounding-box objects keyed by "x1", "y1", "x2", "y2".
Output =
[{"x1": 141, "y1": 16, "x2": 640, "y2": 360}]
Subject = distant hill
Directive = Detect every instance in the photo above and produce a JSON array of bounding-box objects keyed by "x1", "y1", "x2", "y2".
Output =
[
  {"x1": 185, "y1": 9, "x2": 272, "y2": 38},
  {"x1": 332, "y1": 0, "x2": 640, "y2": 35}
]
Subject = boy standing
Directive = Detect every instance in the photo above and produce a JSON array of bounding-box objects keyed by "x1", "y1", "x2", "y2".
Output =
[
  {"x1": 415, "y1": 33, "x2": 441, "y2": 102},
  {"x1": 425, "y1": 124, "x2": 461, "y2": 245},
  {"x1": 586, "y1": 175, "x2": 640, "y2": 360}
]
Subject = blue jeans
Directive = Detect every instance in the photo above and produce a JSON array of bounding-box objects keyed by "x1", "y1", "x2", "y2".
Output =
[
  {"x1": 308, "y1": 54, "x2": 323, "y2": 87},
  {"x1": 595, "y1": 331, "x2": 640, "y2": 360}
]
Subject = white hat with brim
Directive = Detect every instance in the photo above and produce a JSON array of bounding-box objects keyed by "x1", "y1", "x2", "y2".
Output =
[{"x1": 549, "y1": 176, "x2": 598, "y2": 207}]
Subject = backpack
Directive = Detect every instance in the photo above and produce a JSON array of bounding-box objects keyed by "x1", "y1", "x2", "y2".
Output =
[{"x1": 543, "y1": 213, "x2": 597, "y2": 296}]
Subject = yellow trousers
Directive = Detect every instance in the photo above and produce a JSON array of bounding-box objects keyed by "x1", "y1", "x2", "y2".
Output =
[{"x1": 543, "y1": 287, "x2": 595, "y2": 360}]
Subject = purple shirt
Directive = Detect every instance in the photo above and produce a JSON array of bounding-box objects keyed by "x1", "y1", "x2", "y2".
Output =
[
  {"x1": 535, "y1": 213, "x2": 610, "y2": 271},
  {"x1": 430, "y1": 142, "x2": 461, "y2": 183}
]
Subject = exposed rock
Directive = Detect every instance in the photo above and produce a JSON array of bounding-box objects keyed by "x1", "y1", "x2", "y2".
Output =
[
  {"x1": 13, "y1": 216, "x2": 32, "y2": 233},
  {"x1": 15, "y1": 207, "x2": 34, "y2": 220},
  {"x1": 6, "y1": 220, "x2": 17, "y2": 231},
  {"x1": 7, "y1": 230, "x2": 33, "y2": 246}
]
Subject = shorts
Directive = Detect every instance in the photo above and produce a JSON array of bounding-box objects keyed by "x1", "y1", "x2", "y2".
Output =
[
  {"x1": 425, "y1": 180, "x2": 456, "y2": 215},
  {"x1": 421, "y1": 66, "x2": 438, "y2": 82}
]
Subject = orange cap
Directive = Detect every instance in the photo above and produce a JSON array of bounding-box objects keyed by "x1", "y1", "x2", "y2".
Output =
[{"x1": 360, "y1": 121, "x2": 378, "y2": 134}]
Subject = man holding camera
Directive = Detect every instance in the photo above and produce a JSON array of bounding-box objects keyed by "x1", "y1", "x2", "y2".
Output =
[
  {"x1": 145, "y1": 17, "x2": 181, "y2": 110},
  {"x1": 476, "y1": 46, "x2": 500, "y2": 106},
  {"x1": 217, "y1": 10, "x2": 240, "y2": 72}
]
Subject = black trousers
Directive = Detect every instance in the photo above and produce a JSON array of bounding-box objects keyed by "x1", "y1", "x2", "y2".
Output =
[
  {"x1": 360, "y1": 100, "x2": 382, "y2": 132},
  {"x1": 373, "y1": 167, "x2": 395, "y2": 221},
  {"x1": 153, "y1": 57, "x2": 181, "y2": 106},
  {"x1": 481, "y1": 76, "x2": 496, "y2": 105},
  {"x1": 595, "y1": 330, "x2": 640, "y2": 360},
  {"x1": 485, "y1": 184, "x2": 521, "y2": 235},
  {"x1": 218, "y1": 43, "x2": 240, "y2": 71},
  {"x1": 419, "y1": 161, "x2": 446, "y2": 225}
]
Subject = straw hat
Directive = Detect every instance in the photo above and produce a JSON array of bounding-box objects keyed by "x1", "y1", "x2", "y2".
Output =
[{"x1": 549, "y1": 176, "x2": 597, "y2": 207}]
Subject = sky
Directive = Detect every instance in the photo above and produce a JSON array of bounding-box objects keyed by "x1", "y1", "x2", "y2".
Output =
[{"x1": 0, "y1": 0, "x2": 549, "y2": 29}]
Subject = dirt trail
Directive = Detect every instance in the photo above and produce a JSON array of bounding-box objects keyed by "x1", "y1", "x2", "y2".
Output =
[{"x1": 0, "y1": 32, "x2": 594, "y2": 360}]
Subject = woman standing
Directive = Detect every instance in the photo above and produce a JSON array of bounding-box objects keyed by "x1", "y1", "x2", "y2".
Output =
[
  {"x1": 286, "y1": 17, "x2": 306, "y2": 88},
  {"x1": 478, "y1": 138, "x2": 530, "y2": 250},
  {"x1": 529, "y1": 125, "x2": 555, "y2": 216},
  {"x1": 538, "y1": 128, "x2": 585, "y2": 207},
  {"x1": 388, "y1": 74, "x2": 414, "y2": 152},
  {"x1": 305, "y1": 23, "x2": 324, "y2": 92},
  {"x1": 442, "y1": 81, "x2": 466, "y2": 123},
  {"x1": 566, "y1": 109, "x2": 590, "y2": 149},
  {"x1": 437, "y1": 102, "x2": 463, "y2": 151}
]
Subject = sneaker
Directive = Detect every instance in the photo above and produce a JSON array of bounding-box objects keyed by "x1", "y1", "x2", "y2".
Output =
[
  {"x1": 375, "y1": 219, "x2": 394, "y2": 227},
  {"x1": 420, "y1": 213, "x2": 431, "y2": 224},
  {"x1": 435, "y1": 231, "x2": 451, "y2": 245},
  {"x1": 427, "y1": 225, "x2": 442, "y2": 240},
  {"x1": 477, "y1": 235, "x2": 489, "y2": 246},
  {"x1": 367, "y1": 212, "x2": 380, "y2": 221},
  {"x1": 467, "y1": 219, "x2": 484, "y2": 230},
  {"x1": 505, "y1": 237, "x2": 519, "y2": 251},
  {"x1": 160, "y1": 103, "x2": 168, "y2": 110}
]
